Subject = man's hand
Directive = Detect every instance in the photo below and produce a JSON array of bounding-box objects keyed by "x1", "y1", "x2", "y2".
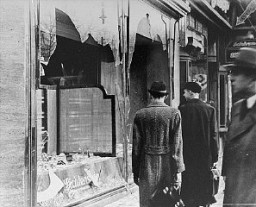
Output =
[
  {"x1": 223, "y1": 176, "x2": 226, "y2": 182},
  {"x1": 173, "y1": 173, "x2": 182, "y2": 182},
  {"x1": 173, "y1": 181, "x2": 181, "y2": 189},
  {"x1": 172, "y1": 173, "x2": 182, "y2": 189}
]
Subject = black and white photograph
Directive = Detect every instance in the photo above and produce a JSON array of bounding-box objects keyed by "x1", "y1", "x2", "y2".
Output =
[{"x1": 1, "y1": 0, "x2": 256, "y2": 206}]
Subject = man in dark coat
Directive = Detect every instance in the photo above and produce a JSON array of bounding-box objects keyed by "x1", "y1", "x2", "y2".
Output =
[
  {"x1": 222, "y1": 47, "x2": 256, "y2": 206},
  {"x1": 132, "y1": 81, "x2": 185, "y2": 207},
  {"x1": 179, "y1": 82, "x2": 218, "y2": 207}
]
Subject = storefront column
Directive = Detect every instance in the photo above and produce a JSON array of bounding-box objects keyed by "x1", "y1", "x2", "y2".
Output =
[{"x1": 25, "y1": 0, "x2": 39, "y2": 206}]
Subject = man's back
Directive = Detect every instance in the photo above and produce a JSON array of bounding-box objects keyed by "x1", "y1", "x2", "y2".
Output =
[
  {"x1": 133, "y1": 81, "x2": 185, "y2": 206},
  {"x1": 179, "y1": 82, "x2": 218, "y2": 206},
  {"x1": 179, "y1": 99, "x2": 217, "y2": 169},
  {"x1": 135, "y1": 102, "x2": 180, "y2": 148}
]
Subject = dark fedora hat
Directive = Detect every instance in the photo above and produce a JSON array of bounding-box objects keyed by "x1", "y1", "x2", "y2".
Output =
[
  {"x1": 148, "y1": 81, "x2": 168, "y2": 95},
  {"x1": 183, "y1": 82, "x2": 202, "y2": 93},
  {"x1": 225, "y1": 47, "x2": 256, "y2": 73}
]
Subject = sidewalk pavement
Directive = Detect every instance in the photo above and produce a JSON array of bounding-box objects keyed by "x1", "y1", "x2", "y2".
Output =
[
  {"x1": 104, "y1": 177, "x2": 225, "y2": 207},
  {"x1": 104, "y1": 155, "x2": 225, "y2": 207}
]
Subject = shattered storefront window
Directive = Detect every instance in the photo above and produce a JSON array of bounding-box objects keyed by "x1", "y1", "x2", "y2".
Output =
[
  {"x1": 40, "y1": 0, "x2": 120, "y2": 84},
  {"x1": 129, "y1": 0, "x2": 172, "y2": 120},
  {"x1": 37, "y1": 0, "x2": 126, "y2": 206}
]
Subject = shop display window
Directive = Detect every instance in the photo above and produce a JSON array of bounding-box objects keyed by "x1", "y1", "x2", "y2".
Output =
[
  {"x1": 36, "y1": 0, "x2": 175, "y2": 206},
  {"x1": 37, "y1": 1, "x2": 124, "y2": 206},
  {"x1": 38, "y1": 0, "x2": 120, "y2": 154}
]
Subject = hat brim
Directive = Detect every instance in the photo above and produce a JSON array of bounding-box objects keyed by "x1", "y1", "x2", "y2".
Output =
[
  {"x1": 148, "y1": 89, "x2": 168, "y2": 95},
  {"x1": 222, "y1": 63, "x2": 238, "y2": 70},
  {"x1": 222, "y1": 63, "x2": 256, "y2": 72},
  {"x1": 183, "y1": 82, "x2": 202, "y2": 93}
]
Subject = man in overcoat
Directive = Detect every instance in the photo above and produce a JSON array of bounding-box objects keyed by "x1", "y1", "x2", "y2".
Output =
[
  {"x1": 132, "y1": 81, "x2": 185, "y2": 207},
  {"x1": 222, "y1": 47, "x2": 256, "y2": 206},
  {"x1": 179, "y1": 82, "x2": 218, "y2": 207}
]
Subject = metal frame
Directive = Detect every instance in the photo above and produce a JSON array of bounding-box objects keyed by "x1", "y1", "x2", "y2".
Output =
[
  {"x1": 39, "y1": 82, "x2": 117, "y2": 157},
  {"x1": 25, "y1": 0, "x2": 40, "y2": 206},
  {"x1": 57, "y1": 84, "x2": 116, "y2": 157}
]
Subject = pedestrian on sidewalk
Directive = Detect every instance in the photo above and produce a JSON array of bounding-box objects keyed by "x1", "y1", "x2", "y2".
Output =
[
  {"x1": 179, "y1": 81, "x2": 219, "y2": 207},
  {"x1": 132, "y1": 81, "x2": 185, "y2": 207},
  {"x1": 222, "y1": 47, "x2": 256, "y2": 206}
]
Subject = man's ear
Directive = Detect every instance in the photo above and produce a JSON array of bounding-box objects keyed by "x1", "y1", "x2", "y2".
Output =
[
  {"x1": 188, "y1": 90, "x2": 193, "y2": 95},
  {"x1": 250, "y1": 76, "x2": 256, "y2": 88}
]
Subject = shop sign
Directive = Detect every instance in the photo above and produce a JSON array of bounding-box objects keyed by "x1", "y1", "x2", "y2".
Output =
[
  {"x1": 63, "y1": 174, "x2": 93, "y2": 191},
  {"x1": 210, "y1": 0, "x2": 230, "y2": 13},
  {"x1": 232, "y1": 40, "x2": 256, "y2": 47},
  {"x1": 226, "y1": 50, "x2": 239, "y2": 62},
  {"x1": 226, "y1": 39, "x2": 256, "y2": 62},
  {"x1": 37, "y1": 167, "x2": 100, "y2": 206},
  {"x1": 236, "y1": 0, "x2": 256, "y2": 26}
]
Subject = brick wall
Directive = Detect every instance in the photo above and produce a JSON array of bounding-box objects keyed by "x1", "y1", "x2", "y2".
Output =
[{"x1": 0, "y1": 1, "x2": 26, "y2": 206}]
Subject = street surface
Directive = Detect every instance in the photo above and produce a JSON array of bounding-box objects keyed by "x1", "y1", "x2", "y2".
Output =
[
  {"x1": 104, "y1": 155, "x2": 225, "y2": 207},
  {"x1": 104, "y1": 177, "x2": 225, "y2": 207}
]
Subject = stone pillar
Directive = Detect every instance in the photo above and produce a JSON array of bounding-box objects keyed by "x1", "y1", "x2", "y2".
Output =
[{"x1": 0, "y1": 1, "x2": 27, "y2": 206}]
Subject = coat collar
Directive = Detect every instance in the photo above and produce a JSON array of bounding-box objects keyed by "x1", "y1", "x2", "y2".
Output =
[
  {"x1": 186, "y1": 98, "x2": 203, "y2": 104},
  {"x1": 231, "y1": 97, "x2": 256, "y2": 116},
  {"x1": 247, "y1": 94, "x2": 256, "y2": 109},
  {"x1": 228, "y1": 101, "x2": 256, "y2": 141},
  {"x1": 147, "y1": 101, "x2": 168, "y2": 108}
]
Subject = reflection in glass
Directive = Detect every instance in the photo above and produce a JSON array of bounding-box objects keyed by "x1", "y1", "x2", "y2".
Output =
[{"x1": 129, "y1": 0, "x2": 171, "y2": 120}]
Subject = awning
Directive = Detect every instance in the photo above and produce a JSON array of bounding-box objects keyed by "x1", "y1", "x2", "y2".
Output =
[
  {"x1": 225, "y1": 39, "x2": 256, "y2": 63},
  {"x1": 188, "y1": 0, "x2": 232, "y2": 30},
  {"x1": 146, "y1": 0, "x2": 190, "y2": 19}
]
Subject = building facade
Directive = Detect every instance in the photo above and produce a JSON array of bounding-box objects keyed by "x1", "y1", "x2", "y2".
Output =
[
  {"x1": 3, "y1": 0, "x2": 249, "y2": 206},
  {"x1": 0, "y1": 0, "x2": 189, "y2": 206},
  {"x1": 225, "y1": 0, "x2": 256, "y2": 104},
  {"x1": 180, "y1": 0, "x2": 232, "y2": 138}
]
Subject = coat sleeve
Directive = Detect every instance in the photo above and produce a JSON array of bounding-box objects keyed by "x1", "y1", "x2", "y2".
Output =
[
  {"x1": 171, "y1": 111, "x2": 185, "y2": 173},
  {"x1": 221, "y1": 144, "x2": 228, "y2": 176},
  {"x1": 132, "y1": 114, "x2": 143, "y2": 179},
  {"x1": 210, "y1": 107, "x2": 219, "y2": 164},
  {"x1": 221, "y1": 104, "x2": 236, "y2": 176}
]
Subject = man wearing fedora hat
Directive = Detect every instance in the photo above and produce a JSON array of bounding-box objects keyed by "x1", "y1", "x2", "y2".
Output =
[
  {"x1": 132, "y1": 81, "x2": 185, "y2": 207},
  {"x1": 222, "y1": 47, "x2": 256, "y2": 206},
  {"x1": 179, "y1": 81, "x2": 218, "y2": 207}
]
